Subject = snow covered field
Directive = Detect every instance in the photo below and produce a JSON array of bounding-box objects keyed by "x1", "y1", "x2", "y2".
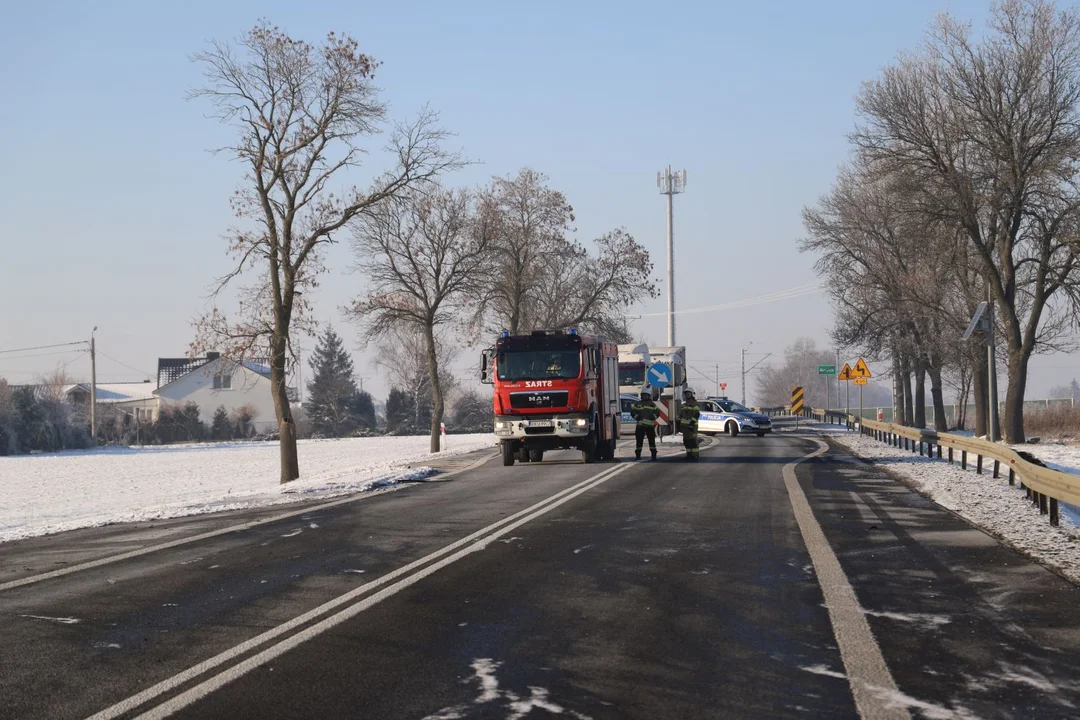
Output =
[
  {"x1": 0, "y1": 434, "x2": 495, "y2": 543},
  {"x1": 822, "y1": 425, "x2": 1080, "y2": 584}
]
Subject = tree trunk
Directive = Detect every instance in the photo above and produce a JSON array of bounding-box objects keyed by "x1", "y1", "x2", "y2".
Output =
[
  {"x1": 972, "y1": 357, "x2": 987, "y2": 438},
  {"x1": 954, "y1": 362, "x2": 971, "y2": 430},
  {"x1": 424, "y1": 323, "x2": 444, "y2": 453},
  {"x1": 900, "y1": 358, "x2": 914, "y2": 427},
  {"x1": 928, "y1": 364, "x2": 947, "y2": 432},
  {"x1": 271, "y1": 332, "x2": 300, "y2": 483},
  {"x1": 891, "y1": 354, "x2": 902, "y2": 424},
  {"x1": 1003, "y1": 349, "x2": 1029, "y2": 444},
  {"x1": 914, "y1": 363, "x2": 926, "y2": 429}
]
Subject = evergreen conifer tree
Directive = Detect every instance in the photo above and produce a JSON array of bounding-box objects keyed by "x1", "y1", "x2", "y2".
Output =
[
  {"x1": 385, "y1": 388, "x2": 415, "y2": 434},
  {"x1": 305, "y1": 326, "x2": 362, "y2": 437},
  {"x1": 211, "y1": 405, "x2": 232, "y2": 440}
]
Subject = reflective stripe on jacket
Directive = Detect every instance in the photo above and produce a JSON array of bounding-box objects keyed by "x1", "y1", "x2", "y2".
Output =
[
  {"x1": 631, "y1": 402, "x2": 660, "y2": 426},
  {"x1": 679, "y1": 403, "x2": 700, "y2": 428}
]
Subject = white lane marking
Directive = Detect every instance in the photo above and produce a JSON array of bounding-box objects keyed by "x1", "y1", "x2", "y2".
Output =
[
  {"x1": 1, "y1": 451, "x2": 496, "y2": 593},
  {"x1": 280, "y1": 529, "x2": 302, "y2": 538},
  {"x1": 783, "y1": 438, "x2": 911, "y2": 720},
  {"x1": 88, "y1": 463, "x2": 631, "y2": 720},
  {"x1": 19, "y1": 614, "x2": 81, "y2": 624}
]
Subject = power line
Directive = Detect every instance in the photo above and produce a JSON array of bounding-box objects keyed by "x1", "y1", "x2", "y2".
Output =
[
  {"x1": 630, "y1": 283, "x2": 823, "y2": 318},
  {"x1": 96, "y1": 349, "x2": 152, "y2": 378},
  {"x1": 0, "y1": 340, "x2": 87, "y2": 355},
  {"x1": 0, "y1": 348, "x2": 88, "y2": 362}
]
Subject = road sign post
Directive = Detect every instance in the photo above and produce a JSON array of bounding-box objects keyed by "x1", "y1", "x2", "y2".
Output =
[
  {"x1": 646, "y1": 362, "x2": 672, "y2": 389},
  {"x1": 838, "y1": 363, "x2": 853, "y2": 421},
  {"x1": 791, "y1": 386, "x2": 804, "y2": 429},
  {"x1": 851, "y1": 359, "x2": 872, "y2": 428},
  {"x1": 818, "y1": 366, "x2": 836, "y2": 411}
]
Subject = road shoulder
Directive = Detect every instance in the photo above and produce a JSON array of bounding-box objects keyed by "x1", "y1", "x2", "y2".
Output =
[{"x1": 801, "y1": 436, "x2": 1080, "y2": 719}]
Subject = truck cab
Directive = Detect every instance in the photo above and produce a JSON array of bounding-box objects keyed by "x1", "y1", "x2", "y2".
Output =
[
  {"x1": 617, "y1": 343, "x2": 660, "y2": 401},
  {"x1": 482, "y1": 329, "x2": 621, "y2": 466}
]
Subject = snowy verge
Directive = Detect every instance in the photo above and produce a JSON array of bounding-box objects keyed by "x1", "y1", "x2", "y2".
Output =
[
  {"x1": 826, "y1": 431, "x2": 1080, "y2": 585},
  {"x1": 0, "y1": 434, "x2": 495, "y2": 544}
]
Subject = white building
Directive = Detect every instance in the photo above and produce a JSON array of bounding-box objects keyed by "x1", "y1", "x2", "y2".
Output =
[
  {"x1": 153, "y1": 353, "x2": 279, "y2": 434},
  {"x1": 65, "y1": 382, "x2": 158, "y2": 422}
]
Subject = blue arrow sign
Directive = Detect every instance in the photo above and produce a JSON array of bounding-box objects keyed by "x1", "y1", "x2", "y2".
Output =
[{"x1": 646, "y1": 362, "x2": 672, "y2": 388}]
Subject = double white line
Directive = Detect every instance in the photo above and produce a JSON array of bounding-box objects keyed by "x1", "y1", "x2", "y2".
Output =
[{"x1": 89, "y1": 462, "x2": 633, "y2": 720}]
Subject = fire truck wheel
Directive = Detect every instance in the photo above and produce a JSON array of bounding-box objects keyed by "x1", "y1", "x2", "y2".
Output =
[
  {"x1": 528, "y1": 448, "x2": 544, "y2": 462},
  {"x1": 581, "y1": 429, "x2": 597, "y2": 464},
  {"x1": 518, "y1": 447, "x2": 531, "y2": 463},
  {"x1": 501, "y1": 441, "x2": 516, "y2": 466}
]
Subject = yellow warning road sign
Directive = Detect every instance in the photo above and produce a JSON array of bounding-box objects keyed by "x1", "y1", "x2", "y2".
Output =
[
  {"x1": 853, "y1": 357, "x2": 872, "y2": 378},
  {"x1": 854, "y1": 377, "x2": 868, "y2": 386},
  {"x1": 838, "y1": 363, "x2": 853, "y2": 381},
  {"x1": 791, "y1": 386, "x2": 805, "y2": 414}
]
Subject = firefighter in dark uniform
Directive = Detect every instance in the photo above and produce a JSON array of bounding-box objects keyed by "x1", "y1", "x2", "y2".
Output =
[
  {"x1": 679, "y1": 389, "x2": 700, "y2": 460},
  {"x1": 631, "y1": 390, "x2": 660, "y2": 461}
]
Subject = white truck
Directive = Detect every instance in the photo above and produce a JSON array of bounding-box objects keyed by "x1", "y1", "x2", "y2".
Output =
[
  {"x1": 617, "y1": 344, "x2": 660, "y2": 400},
  {"x1": 647, "y1": 345, "x2": 688, "y2": 437}
]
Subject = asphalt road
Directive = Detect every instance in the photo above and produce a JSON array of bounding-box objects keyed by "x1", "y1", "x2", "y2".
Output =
[{"x1": 3, "y1": 428, "x2": 1080, "y2": 719}]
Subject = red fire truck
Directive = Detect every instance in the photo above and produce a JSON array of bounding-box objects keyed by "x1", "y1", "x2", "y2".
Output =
[{"x1": 481, "y1": 329, "x2": 621, "y2": 466}]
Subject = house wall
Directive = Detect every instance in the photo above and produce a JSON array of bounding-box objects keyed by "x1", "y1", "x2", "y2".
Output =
[{"x1": 155, "y1": 359, "x2": 278, "y2": 432}]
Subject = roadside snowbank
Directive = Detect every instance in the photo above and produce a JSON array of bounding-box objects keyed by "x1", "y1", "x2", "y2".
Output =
[
  {"x1": 0, "y1": 434, "x2": 495, "y2": 543},
  {"x1": 827, "y1": 430, "x2": 1080, "y2": 584}
]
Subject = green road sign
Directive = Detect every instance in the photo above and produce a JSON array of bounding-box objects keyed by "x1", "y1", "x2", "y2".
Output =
[{"x1": 818, "y1": 365, "x2": 837, "y2": 375}]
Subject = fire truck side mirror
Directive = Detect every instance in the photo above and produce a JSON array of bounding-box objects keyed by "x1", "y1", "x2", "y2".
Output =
[{"x1": 480, "y1": 349, "x2": 495, "y2": 384}]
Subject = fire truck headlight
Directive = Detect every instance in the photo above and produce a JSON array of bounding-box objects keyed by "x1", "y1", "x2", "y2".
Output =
[{"x1": 574, "y1": 418, "x2": 588, "y2": 427}]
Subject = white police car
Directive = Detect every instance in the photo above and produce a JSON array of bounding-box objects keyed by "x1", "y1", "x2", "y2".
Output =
[
  {"x1": 697, "y1": 397, "x2": 772, "y2": 437},
  {"x1": 620, "y1": 394, "x2": 638, "y2": 436}
]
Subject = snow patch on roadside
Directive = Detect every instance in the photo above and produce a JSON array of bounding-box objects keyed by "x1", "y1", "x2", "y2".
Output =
[
  {"x1": 862, "y1": 608, "x2": 951, "y2": 630},
  {"x1": 0, "y1": 434, "x2": 494, "y2": 544},
  {"x1": 864, "y1": 684, "x2": 982, "y2": 720},
  {"x1": 423, "y1": 658, "x2": 592, "y2": 719},
  {"x1": 830, "y1": 433, "x2": 1080, "y2": 584},
  {"x1": 799, "y1": 664, "x2": 846, "y2": 679},
  {"x1": 20, "y1": 614, "x2": 80, "y2": 625}
]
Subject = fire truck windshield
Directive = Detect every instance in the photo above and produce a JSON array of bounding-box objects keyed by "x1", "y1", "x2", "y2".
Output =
[{"x1": 497, "y1": 350, "x2": 581, "y2": 381}]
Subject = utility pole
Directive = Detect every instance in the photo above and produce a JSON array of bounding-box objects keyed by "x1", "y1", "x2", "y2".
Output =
[
  {"x1": 715, "y1": 363, "x2": 719, "y2": 396},
  {"x1": 741, "y1": 342, "x2": 752, "y2": 406},
  {"x1": 656, "y1": 166, "x2": 686, "y2": 347},
  {"x1": 90, "y1": 326, "x2": 98, "y2": 446}
]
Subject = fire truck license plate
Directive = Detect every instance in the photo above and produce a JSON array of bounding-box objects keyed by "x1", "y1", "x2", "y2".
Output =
[{"x1": 527, "y1": 420, "x2": 553, "y2": 428}]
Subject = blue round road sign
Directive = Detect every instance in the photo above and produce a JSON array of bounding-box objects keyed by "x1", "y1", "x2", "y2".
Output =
[{"x1": 646, "y1": 362, "x2": 672, "y2": 388}]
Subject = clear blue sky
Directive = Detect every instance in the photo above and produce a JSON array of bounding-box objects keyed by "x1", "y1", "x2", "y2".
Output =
[{"x1": 4, "y1": 0, "x2": 1073, "y2": 403}]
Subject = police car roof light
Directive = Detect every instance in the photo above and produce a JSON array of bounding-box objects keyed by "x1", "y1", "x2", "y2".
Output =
[
  {"x1": 501, "y1": 331, "x2": 510, "y2": 338},
  {"x1": 567, "y1": 328, "x2": 577, "y2": 335}
]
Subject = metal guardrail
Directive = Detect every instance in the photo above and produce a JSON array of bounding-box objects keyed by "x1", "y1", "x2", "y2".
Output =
[{"x1": 820, "y1": 411, "x2": 1079, "y2": 527}]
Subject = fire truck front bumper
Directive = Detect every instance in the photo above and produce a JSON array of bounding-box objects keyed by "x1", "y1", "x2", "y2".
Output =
[{"x1": 493, "y1": 414, "x2": 592, "y2": 442}]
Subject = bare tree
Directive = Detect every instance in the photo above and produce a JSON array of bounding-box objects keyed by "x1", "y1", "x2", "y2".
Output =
[
  {"x1": 529, "y1": 228, "x2": 658, "y2": 337},
  {"x1": 474, "y1": 169, "x2": 657, "y2": 338},
  {"x1": 475, "y1": 168, "x2": 575, "y2": 334},
  {"x1": 348, "y1": 184, "x2": 489, "y2": 451},
  {"x1": 853, "y1": 0, "x2": 1080, "y2": 441},
  {"x1": 188, "y1": 22, "x2": 462, "y2": 481},
  {"x1": 372, "y1": 324, "x2": 458, "y2": 434}
]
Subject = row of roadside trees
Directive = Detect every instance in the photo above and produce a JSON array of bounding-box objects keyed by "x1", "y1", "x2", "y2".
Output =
[
  {"x1": 303, "y1": 325, "x2": 491, "y2": 437},
  {"x1": 802, "y1": 0, "x2": 1080, "y2": 442},
  {"x1": 188, "y1": 22, "x2": 657, "y2": 481}
]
